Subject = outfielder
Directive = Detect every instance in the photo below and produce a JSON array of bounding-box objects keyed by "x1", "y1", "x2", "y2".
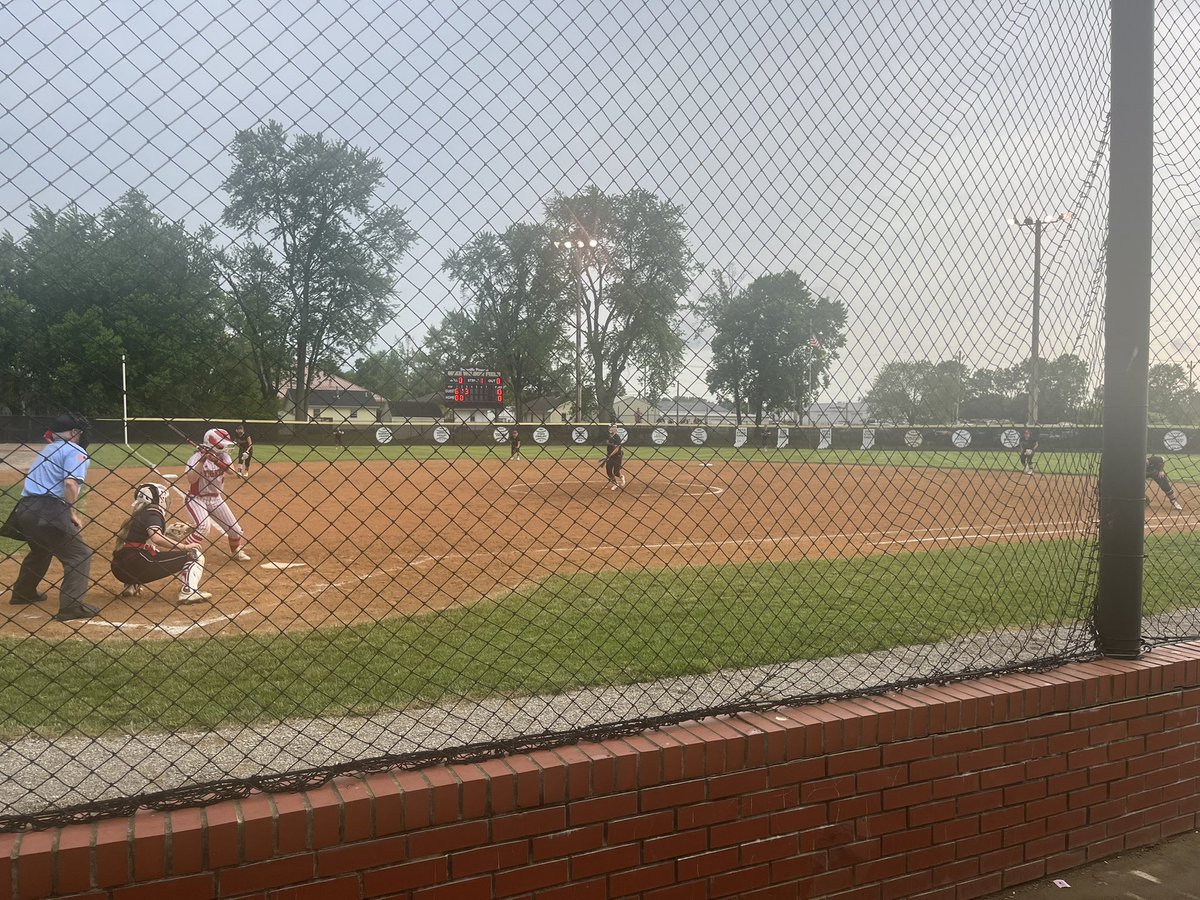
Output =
[
  {"x1": 182, "y1": 428, "x2": 252, "y2": 561},
  {"x1": 111, "y1": 483, "x2": 211, "y2": 604},
  {"x1": 605, "y1": 424, "x2": 625, "y2": 491}
]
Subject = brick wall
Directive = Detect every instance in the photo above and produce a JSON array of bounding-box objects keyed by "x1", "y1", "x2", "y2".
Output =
[{"x1": 5, "y1": 643, "x2": 1200, "y2": 899}]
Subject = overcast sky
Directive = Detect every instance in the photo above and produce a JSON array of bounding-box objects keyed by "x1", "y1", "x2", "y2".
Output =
[{"x1": 3, "y1": 0, "x2": 1198, "y2": 402}]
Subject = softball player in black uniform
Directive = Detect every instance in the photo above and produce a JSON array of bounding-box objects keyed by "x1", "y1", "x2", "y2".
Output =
[
  {"x1": 509, "y1": 427, "x2": 522, "y2": 460},
  {"x1": 605, "y1": 425, "x2": 625, "y2": 490},
  {"x1": 1146, "y1": 455, "x2": 1184, "y2": 511},
  {"x1": 1019, "y1": 427, "x2": 1039, "y2": 475},
  {"x1": 234, "y1": 423, "x2": 254, "y2": 475},
  {"x1": 110, "y1": 483, "x2": 211, "y2": 604}
]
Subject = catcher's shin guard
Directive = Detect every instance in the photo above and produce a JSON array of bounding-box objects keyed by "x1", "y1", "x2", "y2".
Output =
[{"x1": 181, "y1": 552, "x2": 205, "y2": 594}]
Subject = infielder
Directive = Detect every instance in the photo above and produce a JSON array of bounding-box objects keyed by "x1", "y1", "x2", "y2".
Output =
[
  {"x1": 233, "y1": 423, "x2": 254, "y2": 475},
  {"x1": 111, "y1": 483, "x2": 211, "y2": 604},
  {"x1": 182, "y1": 428, "x2": 252, "y2": 561},
  {"x1": 605, "y1": 424, "x2": 625, "y2": 491},
  {"x1": 1146, "y1": 455, "x2": 1184, "y2": 511},
  {"x1": 1019, "y1": 427, "x2": 1039, "y2": 475},
  {"x1": 509, "y1": 427, "x2": 522, "y2": 461}
]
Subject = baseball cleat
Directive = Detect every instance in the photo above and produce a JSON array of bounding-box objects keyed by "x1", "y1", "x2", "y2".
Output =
[
  {"x1": 118, "y1": 584, "x2": 141, "y2": 598},
  {"x1": 232, "y1": 550, "x2": 252, "y2": 561},
  {"x1": 177, "y1": 590, "x2": 212, "y2": 604},
  {"x1": 1173, "y1": 501, "x2": 1184, "y2": 511},
  {"x1": 621, "y1": 474, "x2": 626, "y2": 487}
]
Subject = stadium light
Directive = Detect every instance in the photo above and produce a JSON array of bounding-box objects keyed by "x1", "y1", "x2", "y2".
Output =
[
  {"x1": 554, "y1": 235, "x2": 599, "y2": 422},
  {"x1": 1011, "y1": 212, "x2": 1070, "y2": 427}
]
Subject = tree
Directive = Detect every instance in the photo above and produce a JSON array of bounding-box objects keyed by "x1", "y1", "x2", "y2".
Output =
[
  {"x1": 350, "y1": 341, "x2": 444, "y2": 406},
  {"x1": 1148, "y1": 362, "x2": 1198, "y2": 425},
  {"x1": 221, "y1": 121, "x2": 417, "y2": 418},
  {"x1": 702, "y1": 270, "x2": 847, "y2": 426},
  {"x1": 6, "y1": 191, "x2": 264, "y2": 417},
  {"x1": 441, "y1": 222, "x2": 572, "y2": 420},
  {"x1": 865, "y1": 361, "x2": 937, "y2": 426},
  {"x1": 545, "y1": 186, "x2": 693, "y2": 420}
]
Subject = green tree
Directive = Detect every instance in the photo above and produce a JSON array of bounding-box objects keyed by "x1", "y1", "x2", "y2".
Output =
[
  {"x1": 864, "y1": 360, "x2": 939, "y2": 426},
  {"x1": 221, "y1": 121, "x2": 418, "y2": 418},
  {"x1": 1148, "y1": 362, "x2": 1197, "y2": 425},
  {"x1": 441, "y1": 222, "x2": 572, "y2": 420},
  {"x1": 0, "y1": 291, "x2": 36, "y2": 413},
  {"x1": 545, "y1": 186, "x2": 693, "y2": 420},
  {"x1": 6, "y1": 192, "x2": 264, "y2": 417},
  {"x1": 350, "y1": 341, "x2": 444, "y2": 406},
  {"x1": 703, "y1": 270, "x2": 847, "y2": 426}
]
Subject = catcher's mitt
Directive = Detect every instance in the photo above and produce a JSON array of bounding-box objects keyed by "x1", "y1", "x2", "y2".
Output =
[{"x1": 164, "y1": 521, "x2": 194, "y2": 540}]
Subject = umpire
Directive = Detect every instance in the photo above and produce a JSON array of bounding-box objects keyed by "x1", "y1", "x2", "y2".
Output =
[{"x1": 5, "y1": 413, "x2": 98, "y2": 621}]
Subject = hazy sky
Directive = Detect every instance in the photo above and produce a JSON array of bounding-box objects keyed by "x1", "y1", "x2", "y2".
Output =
[{"x1": 3, "y1": 0, "x2": 1196, "y2": 402}]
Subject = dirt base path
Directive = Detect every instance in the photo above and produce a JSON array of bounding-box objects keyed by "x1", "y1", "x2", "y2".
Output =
[{"x1": 0, "y1": 456, "x2": 1188, "y2": 640}]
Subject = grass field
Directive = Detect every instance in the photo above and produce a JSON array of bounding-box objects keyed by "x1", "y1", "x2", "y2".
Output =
[{"x1": 1, "y1": 532, "x2": 1195, "y2": 740}]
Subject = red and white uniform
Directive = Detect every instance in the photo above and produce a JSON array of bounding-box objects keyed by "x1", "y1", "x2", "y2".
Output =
[{"x1": 183, "y1": 445, "x2": 246, "y2": 554}]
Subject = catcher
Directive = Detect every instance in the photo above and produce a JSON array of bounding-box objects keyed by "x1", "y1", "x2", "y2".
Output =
[{"x1": 111, "y1": 483, "x2": 211, "y2": 604}]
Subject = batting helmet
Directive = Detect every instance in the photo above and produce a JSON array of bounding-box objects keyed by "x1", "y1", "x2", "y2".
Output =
[
  {"x1": 132, "y1": 482, "x2": 170, "y2": 512},
  {"x1": 203, "y1": 428, "x2": 235, "y2": 450}
]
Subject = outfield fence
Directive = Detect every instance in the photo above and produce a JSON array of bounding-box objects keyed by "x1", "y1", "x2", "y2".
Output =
[{"x1": 1, "y1": 0, "x2": 1198, "y2": 830}]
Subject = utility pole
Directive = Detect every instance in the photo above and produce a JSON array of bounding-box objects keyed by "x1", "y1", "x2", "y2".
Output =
[{"x1": 1010, "y1": 212, "x2": 1070, "y2": 426}]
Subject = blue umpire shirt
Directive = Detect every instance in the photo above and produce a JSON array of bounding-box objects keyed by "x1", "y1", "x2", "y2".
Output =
[{"x1": 22, "y1": 439, "x2": 90, "y2": 499}]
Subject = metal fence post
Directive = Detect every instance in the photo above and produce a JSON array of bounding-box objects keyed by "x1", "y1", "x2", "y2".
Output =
[{"x1": 1097, "y1": 0, "x2": 1154, "y2": 658}]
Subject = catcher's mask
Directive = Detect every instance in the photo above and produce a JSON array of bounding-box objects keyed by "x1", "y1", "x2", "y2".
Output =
[
  {"x1": 203, "y1": 428, "x2": 235, "y2": 450},
  {"x1": 132, "y1": 482, "x2": 170, "y2": 513}
]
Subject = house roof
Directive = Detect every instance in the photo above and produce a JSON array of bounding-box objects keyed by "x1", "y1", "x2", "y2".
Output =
[{"x1": 281, "y1": 371, "x2": 387, "y2": 406}]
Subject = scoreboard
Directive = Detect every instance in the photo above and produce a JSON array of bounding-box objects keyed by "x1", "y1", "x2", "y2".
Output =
[{"x1": 444, "y1": 369, "x2": 504, "y2": 406}]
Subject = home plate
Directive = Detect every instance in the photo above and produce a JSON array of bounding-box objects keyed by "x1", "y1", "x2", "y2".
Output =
[{"x1": 261, "y1": 561, "x2": 307, "y2": 570}]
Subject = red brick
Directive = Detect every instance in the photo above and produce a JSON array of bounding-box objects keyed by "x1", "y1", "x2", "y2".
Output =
[
  {"x1": 769, "y1": 804, "x2": 827, "y2": 835},
  {"x1": 741, "y1": 833, "x2": 800, "y2": 866},
  {"x1": 644, "y1": 828, "x2": 707, "y2": 861},
  {"x1": 95, "y1": 817, "x2": 133, "y2": 887},
  {"x1": 413, "y1": 874, "x2": 494, "y2": 899},
  {"x1": 740, "y1": 787, "x2": 798, "y2": 818},
  {"x1": 677, "y1": 797, "x2": 739, "y2": 829},
  {"x1": 307, "y1": 786, "x2": 344, "y2": 849},
  {"x1": 828, "y1": 837, "x2": 880, "y2": 869},
  {"x1": 527, "y1": 752, "x2": 568, "y2": 806},
  {"x1": 858, "y1": 810, "x2": 907, "y2": 838},
  {"x1": 267, "y1": 874, "x2": 361, "y2": 900},
  {"x1": 957, "y1": 787, "x2": 1003, "y2": 815},
  {"x1": 219, "y1": 854, "x2": 315, "y2": 895},
  {"x1": 711, "y1": 811, "x2": 772, "y2": 849},
  {"x1": 422, "y1": 763, "x2": 458, "y2": 830},
  {"x1": 569, "y1": 792, "x2": 637, "y2": 826},
  {"x1": 640, "y1": 780, "x2": 706, "y2": 811},
  {"x1": 768, "y1": 757, "x2": 825, "y2": 787},
  {"x1": 129, "y1": 811, "x2": 167, "y2": 882},
  {"x1": 531, "y1": 824, "x2": 604, "y2": 861},
  {"x1": 168, "y1": 807, "x2": 205, "y2": 876},
  {"x1": 881, "y1": 826, "x2": 933, "y2": 855},
  {"x1": 881, "y1": 738, "x2": 933, "y2": 765},
  {"x1": 318, "y1": 834, "x2": 406, "y2": 876},
  {"x1": 335, "y1": 777, "x2": 376, "y2": 841},
  {"x1": 56, "y1": 822, "x2": 96, "y2": 894},
  {"x1": 16, "y1": 831, "x2": 55, "y2": 900},
  {"x1": 802, "y1": 773, "x2": 856, "y2": 804},
  {"x1": 607, "y1": 810, "x2": 675, "y2": 844},
  {"x1": 570, "y1": 844, "x2": 640, "y2": 879},
  {"x1": 830, "y1": 794, "x2": 883, "y2": 823},
  {"x1": 494, "y1": 808, "x2": 567, "y2": 842},
  {"x1": 111, "y1": 874, "x2": 218, "y2": 900},
  {"x1": 508, "y1": 754, "x2": 546, "y2": 809},
  {"x1": 451, "y1": 840, "x2": 529, "y2": 878},
  {"x1": 478, "y1": 759, "x2": 518, "y2": 814},
  {"x1": 931, "y1": 816, "x2": 978, "y2": 844},
  {"x1": 882, "y1": 781, "x2": 933, "y2": 811},
  {"x1": 269, "y1": 792, "x2": 312, "y2": 854},
  {"x1": 827, "y1": 747, "x2": 882, "y2": 776},
  {"x1": 554, "y1": 746, "x2": 594, "y2": 801},
  {"x1": 1003, "y1": 780, "x2": 1047, "y2": 805},
  {"x1": 533, "y1": 878, "x2": 608, "y2": 900},
  {"x1": 979, "y1": 845, "x2": 1022, "y2": 874},
  {"x1": 710, "y1": 861, "x2": 769, "y2": 897},
  {"x1": 407, "y1": 821, "x2": 489, "y2": 858},
  {"x1": 708, "y1": 768, "x2": 769, "y2": 799},
  {"x1": 676, "y1": 846, "x2": 740, "y2": 881},
  {"x1": 608, "y1": 861, "x2": 675, "y2": 896},
  {"x1": 856, "y1": 765, "x2": 908, "y2": 792},
  {"x1": 909, "y1": 799, "x2": 956, "y2": 827},
  {"x1": 881, "y1": 869, "x2": 936, "y2": 899},
  {"x1": 909, "y1": 754, "x2": 957, "y2": 782},
  {"x1": 493, "y1": 859, "x2": 569, "y2": 897},
  {"x1": 363, "y1": 857, "x2": 449, "y2": 896},
  {"x1": 1002, "y1": 859, "x2": 1046, "y2": 888}
]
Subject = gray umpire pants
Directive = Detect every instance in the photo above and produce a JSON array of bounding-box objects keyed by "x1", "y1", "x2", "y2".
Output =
[{"x1": 12, "y1": 496, "x2": 93, "y2": 611}]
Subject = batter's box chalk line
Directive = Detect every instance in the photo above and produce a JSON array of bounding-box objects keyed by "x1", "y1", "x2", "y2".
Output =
[{"x1": 261, "y1": 561, "x2": 307, "y2": 570}]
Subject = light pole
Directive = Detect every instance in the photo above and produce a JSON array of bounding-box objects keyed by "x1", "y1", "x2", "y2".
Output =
[
  {"x1": 554, "y1": 236, "x2": 597, "y2": 423},
  {"x1": 1010, "y1": 211, "x2": 1070, "y2": 426}
]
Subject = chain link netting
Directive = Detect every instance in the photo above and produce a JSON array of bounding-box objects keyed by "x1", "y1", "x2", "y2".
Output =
[{"x1": 0, "y1": 0, "x2": 1192, "y2": 830}]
